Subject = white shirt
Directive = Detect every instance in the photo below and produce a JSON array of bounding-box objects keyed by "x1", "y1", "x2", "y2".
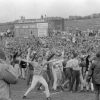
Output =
[{"x1": 66, "y1": 58, "x2": 80, "y2": 70}]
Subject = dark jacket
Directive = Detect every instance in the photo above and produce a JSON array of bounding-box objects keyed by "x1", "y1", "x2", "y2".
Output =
[
  {"x1": 87, "y1": 57, "x2": 100, "y2": 84},
  {"x1": 20, "y1": 61, "x2": 27, "y2": 68}
]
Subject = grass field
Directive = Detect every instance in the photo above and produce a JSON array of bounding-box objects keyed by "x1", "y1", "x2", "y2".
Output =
[{"x1": 11, "y1": 79, "x2": 96, "y2": 100}]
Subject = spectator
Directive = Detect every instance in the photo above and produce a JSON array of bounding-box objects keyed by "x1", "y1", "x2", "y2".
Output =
[
  {"x1": 68, "y1": 53, "x2": 81, "y2": 92},
  {"x1": 0, "y1": 49, "x2": 18, "y2": 100},
  {"x1": 87, "y1": 51, "x2": 100, "y2": 100}
]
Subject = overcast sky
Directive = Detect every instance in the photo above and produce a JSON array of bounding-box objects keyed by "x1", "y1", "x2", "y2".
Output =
[{"x1": 0, "y1": 0, "x2": 100, "y2": 22}]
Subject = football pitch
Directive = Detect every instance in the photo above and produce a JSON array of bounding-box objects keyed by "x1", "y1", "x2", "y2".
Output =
[{"x1": 11, "y1": 79, "x2": 95, "y2": 100}]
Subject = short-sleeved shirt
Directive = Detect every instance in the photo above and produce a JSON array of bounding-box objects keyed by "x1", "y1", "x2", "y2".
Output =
[
  {"x1": 66, "y1": 58, "x2": 80, "y2": 71},
  {"x1": 31, "y1": 61, "x2": 46, "y2": 75}
]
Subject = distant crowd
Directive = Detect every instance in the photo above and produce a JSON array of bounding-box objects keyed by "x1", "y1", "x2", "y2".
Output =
[{"x1": 0, "y1": 29, "x2": 100, "y2": 100}]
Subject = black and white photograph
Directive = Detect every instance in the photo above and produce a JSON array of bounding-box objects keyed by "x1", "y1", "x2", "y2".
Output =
[{"x1": 0, "y1": 0, "x2": 100, "y2": 100}]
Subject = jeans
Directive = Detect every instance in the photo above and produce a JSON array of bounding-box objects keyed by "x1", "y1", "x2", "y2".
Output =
[
  {"x1": 26, "y1": 69, "x2": 33, "y2": 85},
  {"x1": 70, "y1": 70, "x2": 80, "y2": 91},
  {"x1": 52, "y1": 67, "x2": 58, "y2": 90},
  {"x1": 63, "y1": 68, "x2": 72, "y2": 89}
]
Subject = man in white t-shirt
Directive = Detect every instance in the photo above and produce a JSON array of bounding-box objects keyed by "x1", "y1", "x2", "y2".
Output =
[{"x1": 67, "y1": 53, "x2": 81, "y2": 92}]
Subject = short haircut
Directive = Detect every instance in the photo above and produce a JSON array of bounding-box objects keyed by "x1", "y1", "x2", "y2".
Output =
[{"x1": 96, "y1": 51, "x2": 100, "y2": 58}]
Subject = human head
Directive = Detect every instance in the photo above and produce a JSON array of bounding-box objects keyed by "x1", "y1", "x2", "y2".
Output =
[
  {"x1": 37, "y1": 55, "x2": 43, "y2": 63},
  {"x1": 87, "y1": 54, "x2": 90, "y2": 58},
  {"x1": 96, "y1": 51, "x2": 100, "y2": 58},
  {"x1": 72, "y1": 52, "x2": 78, "y2": 58}
]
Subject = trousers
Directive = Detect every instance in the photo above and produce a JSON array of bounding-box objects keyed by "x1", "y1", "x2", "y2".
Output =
[
  {"x1": 70, "y1": 70, "x2": 80, "y2": 91},
  {"x1": 52, "y1": 66, "x2": 58, "y2": 90},
  {"x1": 21, "y1": 68, "x2": 26, "y2": 79},
  {"x1": 63, "y1": 68, "x2": 72, "y2": 89},
  {"x1": 93, "y1": 84, "x2": 100, "y2": 100},
  {"x1": 24, "y1": 75, "x2": 50, "y2": 98}
]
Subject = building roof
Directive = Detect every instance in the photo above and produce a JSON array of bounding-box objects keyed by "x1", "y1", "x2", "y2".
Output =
[{"x1": 15, "y1": 18, "x2": 45, "y2": 23}]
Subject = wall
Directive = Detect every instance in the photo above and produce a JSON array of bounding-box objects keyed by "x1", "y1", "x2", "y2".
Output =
[
  {"x1": 37, "y1": 23, "x2": 48, "y2": 37},
  {"x1": 14, "y1": 22, "x2": 48, "y2": 37},
  {"x1": 14, "y1": 23, "x2": 38, "y2": 37},
  {"x1": 45, "y1": 17, "x2": 64, "y2": 31}
]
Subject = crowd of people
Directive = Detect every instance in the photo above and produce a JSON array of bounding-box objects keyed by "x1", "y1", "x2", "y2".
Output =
[{"x1": 0, "y1": 29, "x2": 100, "y2": 100}]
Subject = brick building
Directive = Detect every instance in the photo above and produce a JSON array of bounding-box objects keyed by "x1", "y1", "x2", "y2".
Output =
[{"x1": 45, "y1": 17, "x2": 64, "y2": 31}]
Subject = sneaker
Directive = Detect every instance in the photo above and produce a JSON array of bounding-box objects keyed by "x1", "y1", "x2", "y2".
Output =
[{"x1": 22, "y1": 95, "x2": 27, "y2": 99}]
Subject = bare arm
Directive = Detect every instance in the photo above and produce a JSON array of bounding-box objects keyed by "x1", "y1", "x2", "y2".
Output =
[{"x1": 16, "y1": 57, "x2": 32, "y2": 64}]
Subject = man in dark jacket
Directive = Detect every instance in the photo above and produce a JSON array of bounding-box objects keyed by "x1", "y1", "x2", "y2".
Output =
[
  {"x1": 87, "y1": 51, "x2": 100, "y2": 100},
  {"x1": 85, "y1": 55, "x2": 90, "y2": 72}
]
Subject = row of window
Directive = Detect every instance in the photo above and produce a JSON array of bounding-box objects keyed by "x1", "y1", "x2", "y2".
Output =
[{"x1": 15, "y1": 25, "x2": 37, "y2": 29}]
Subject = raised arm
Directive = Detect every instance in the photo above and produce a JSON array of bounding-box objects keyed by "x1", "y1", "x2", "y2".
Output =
[{"x1": 16, "y1": 57, "x2": 32, "y2": 64}]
